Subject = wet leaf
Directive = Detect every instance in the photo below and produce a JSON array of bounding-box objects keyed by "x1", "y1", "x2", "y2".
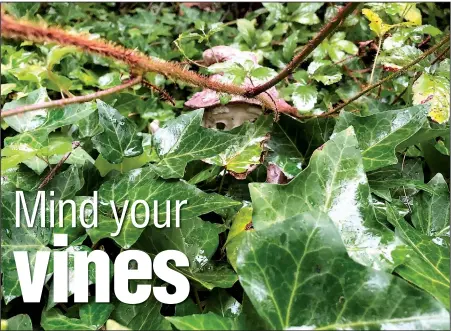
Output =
[
  {"x1": 151, "y1": 109, "x2": 235, "y2": 179},
  {"x1": 204, "y1": 115, "x2": 273, "y2": 177},
  {"x1": 238, "y1": 211, "x2": 450, "y2": 330},
  {"x1": 92, "y1": 100, "x2": 143, "y2": 164},
  {"x1": 250, "y1": 128, "x2": 400, "y2": 270},
  {"x1": 412, "y1": 173, "x2": 450, "y2": 237},
  {"x1": 3, "y1": 88, "x2": 48, "y2": 133},
  {"x1": 333, "y1": 105, "x2": 429, "y2": 171},
  {"x1": 388, "y1": 204, "x2": 450, "y2": 309},
  {"x1": 135, "y1": 217, "x2": 238, "y2": 289}
]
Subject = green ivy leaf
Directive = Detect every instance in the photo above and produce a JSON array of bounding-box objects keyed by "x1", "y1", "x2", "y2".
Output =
[
  {"x1": 3, "y1": 88, "x2": 49, "y2": 133},
  {"x1": 388, "y1": 204, "x2": 450, "y2": 309},
  {"x1": 249, "y1": 128, "x2": 400, "y2": 270},
  {"x1": 87, "y1": 214, "x2": 143, "y2": 249},
  {"x1": 110, "y1": 281, "x2": 170, "y2": 330},
  {"x1": 135, "y1": 217, "x2": 238, "y2": 289},
  {"x1": 237, "y1": 211, "x2": 449, "y2": 330},
  {"x1": 98, "y1": 167, "x2": 240, "y2": 220},
  {"x1": 79, "y1": 302, "x2": 114, "y2": 329},
  {"x1": 204, "y1": 289, "x2": 242, "y2": 318},
  {"x1": 41, "y1": 309, "x2": 97, "y2": 330},
  {"x1": 266, "y1": 115, "x2": 305, "y2": 178},
  {"x1": 412, "y1": 173, "x2": 450, "y2": 236},
  {"x1": 205, "y1": 115, "x2": 273, "y2": 176},
  {"x1": 166, "y1": 312, "x2": 243, "y2": 330},
  {"x1": 92, "y1": 100, "x2": 143, "y2": 164},
  {"x1": 151, "y1": 109, "x2": 235, "y2": 179},
  {"x1": 333, "y1": 105, "x2": 429, "y2": 171},
  {"x1": 41, "y1": 102, "x2": 97, "y2": 131}
]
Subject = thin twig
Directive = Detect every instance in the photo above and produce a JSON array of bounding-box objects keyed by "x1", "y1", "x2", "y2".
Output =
[
  {"x1": 1, "y1": 76, "x2": 142, "y2": 118},
  {"x1": 38, "y1": 141, "x2": 81, "y2": 189},
  {"x1": 369, "y1": 36, "x2": 383, "y2": 84},
  {"x1": 314, "y1": 35, "x2": 450, "y2": 118},
  {"x1": 193, "y1": 287, "x2": 203, "y2": 313},
  {"x1": 244, "y1": 2, "x2": 360, "y2": 97}
]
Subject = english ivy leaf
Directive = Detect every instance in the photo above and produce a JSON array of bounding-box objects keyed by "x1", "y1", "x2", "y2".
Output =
[
  {"x1": 46, "y1": 46, "x2": 79, "y2": 70},
  {"x1": 92, "y1": 100, "x2": 143, "y2": 164},
  {"x1": 204, "y1": 115, "x2": 273, "y2": 177},
  {"x1": 292, "y1": 83, "x2": 318, "y2": 112},
  {"x1": 1, "y1": 186, "x2": 53, "y2": 304},
  {"x1": 388, "y1": 204, "x2": 450, "y2": 309},
  {"x1": 41, "y1": 309, "x2": 97, "y2": 330},
  {"x1": 151, "y1": 109, "x2": 235, "y2": 179},
  {"x1": 76, "y1": 111, "x2": 103, "y2": 138},
  {"x1": 45, "y1": 164, "x2": 85, "y2": 200},
  {"x1": 3, "y1": 88, "x2": 48, "y2": 133},
  {"x1": 413, "y1": 73, "x2": 450, "y2": 124},
  {"x1": 397, "y1": 127, "x2": 449, "y2": 151},
  {"x1": 166, "y1": 312, "x2": 243, "y2": 330},
  {"x1": 237, "y1": 211, "x2": 450, "y2": 330},
  {"x1": 307, "y1": 60, "x2": 342, "y2": 85},
  {"x1": 1, "y1": 129, "x2": 48, "y2": 172},
  {"x1": 175, "y1": 299, "x2": 200, "y2": 317},
  {"x1": 2, "y1": 314, "x2": 33, "y2": 331},
  {"x1": 52, "y1": 196, "x2": 91, "y2": 245},
  {"x1": 2, "y1": 165, "x2": 41, "y2": 191},
  {"x1": 333, "y1": 105, "x2": 429, "y2": 171},
  {"x1": 79, "y1": 301, "x2": 114, "y2": 329},
  {"x1": 111, "y1": 282, "x2": 170, "y2": 331},
  {"x1": 95, "y1": 134, "x2": 156, "y2": 177},
  {"x1": 98, "y1": 167, "x2": 240, "y2": 220},
  {"x1": 186, "y1": 163, "x2": 222, "y2": 185},
  {"x1": 46, "y1": 245, "x2": 111, "y2": 310},
  {"x1": 249, "y1": 128, "x2": 400, "y2": 271},
  {"x1": 204, "y1": 289, "x2": 242, "y2": 318},
  {"x1": 41, "y1": 102, "x2": 97, "y2": 131},
  {"x1": 266, "y1": 115, "x2": 304, "y2": 178},
  {"x1": 412, "y1": 173, "x2": 450, "y2": 236},
  {"x1": 87, "y1": 214, "x2": 145, "y2": 249},
  {"x1": 135, "y1": 217, "x2": 238, "y2": 289}
]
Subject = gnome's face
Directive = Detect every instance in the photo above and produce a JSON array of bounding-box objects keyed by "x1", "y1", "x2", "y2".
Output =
[{"x1": 202, "y1": 103, "x2": 263, "y2": 131}]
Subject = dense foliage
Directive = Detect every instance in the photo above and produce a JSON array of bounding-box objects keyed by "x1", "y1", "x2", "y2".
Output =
[{"x1": 1, "y1": 2, "x2": 450, "y2": 330}]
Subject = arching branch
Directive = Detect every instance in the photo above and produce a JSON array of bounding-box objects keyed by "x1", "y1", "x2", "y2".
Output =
[{"x1": 244, "y1": 2, "x2": 360, "y2": 98}]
